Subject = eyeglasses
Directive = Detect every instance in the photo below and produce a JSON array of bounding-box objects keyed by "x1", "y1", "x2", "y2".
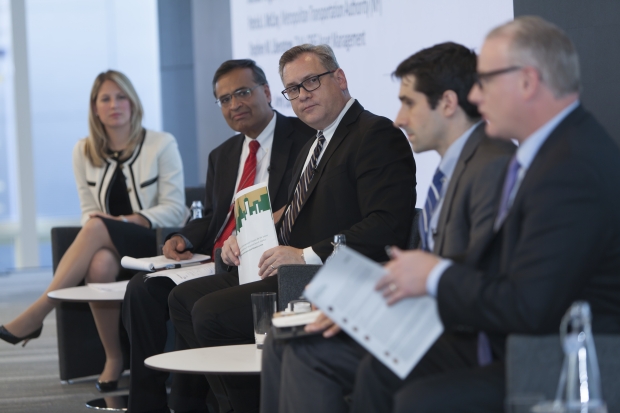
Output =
[
  {"x1": 474, "y1": 66, "x2": 522, "y2": 89},
  {"x1": 281, "y1": 71, "x2": 334, "y2": 101},
  {"x1": 215, "y1": 84, "x2": 264, "y2": 108}
]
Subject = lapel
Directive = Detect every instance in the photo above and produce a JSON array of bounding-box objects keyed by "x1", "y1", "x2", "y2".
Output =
[
  {"x1": 216, "y1": 134, "x2": 244, "y2": 214},
  {"x1": 504, "y1": 105, "x2": 584, "y2": 226},
  {"x1": 468, "y1": 105, "x2": 584, "y2": 268},
  {"x1": 268, "y1": 111, "x2": 294, "y2": 201},
  {"x1": 497, "y1": 105, "x2": 585, "y2": 270},
  {"x1": 302, "y1": 100, "x2": 364, "y2": 203},
  {"x1": 433, "y1": 123, "x2": 486, "y2": 254}
]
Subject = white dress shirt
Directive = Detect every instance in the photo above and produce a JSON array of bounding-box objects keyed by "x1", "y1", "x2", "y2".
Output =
[
  {"x1": 232, "y1": 111, "x2": 276, "y2": 203},
  {"x1": 425, "y1": 101, "x2": 580, "y2": 296}
]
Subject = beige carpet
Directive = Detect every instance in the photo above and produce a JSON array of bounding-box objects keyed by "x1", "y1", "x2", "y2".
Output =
[{"x1": 0, "y1": 269, "x2": 129, "y2": 412}]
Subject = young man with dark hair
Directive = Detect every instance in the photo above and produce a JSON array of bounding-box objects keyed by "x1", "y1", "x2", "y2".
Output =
[
  {"x1": 353, "y1": 17, "x2": 620, "y2": 413},
  {"x1": 259, "y1": 42, "x2": 515, "y2": 413},
  {"x1": 121, "y1": 59, "x2": 313, "y2": 413}
]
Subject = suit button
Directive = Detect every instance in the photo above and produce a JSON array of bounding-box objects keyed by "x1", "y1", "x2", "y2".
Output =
[{"x1": 127, "y1": 187, "x2": 132, "y2": 193}]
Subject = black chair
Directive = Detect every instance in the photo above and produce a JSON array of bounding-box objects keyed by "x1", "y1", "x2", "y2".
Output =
[{"x1": 51, "y1": 186, "x2": 205, "y2": 381}]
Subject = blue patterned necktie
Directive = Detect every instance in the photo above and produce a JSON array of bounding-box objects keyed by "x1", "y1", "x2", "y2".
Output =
[
  {"x1": 478, "y1": 156, "x2": 522, "y2": 366},
  {"x1": 494, "y1": 155, "x2": 521, "y2": 231},
  {"x1": 419, "y1": 168, "x2": 445, "y2": 251},
  {"x1": 279, "y1": 131, "x2": 326, "y2": 245}
]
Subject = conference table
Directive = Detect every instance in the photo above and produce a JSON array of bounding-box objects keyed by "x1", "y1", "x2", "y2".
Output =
[
  {"x1": 145, "y1": 344, "x2": 262, "y2": 375},
  {"x1": 47, "y1": 282, "x2": 129, "y2": 411}
]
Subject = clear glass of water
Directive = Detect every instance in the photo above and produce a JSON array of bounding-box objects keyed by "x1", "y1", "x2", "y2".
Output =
[{"x1": 251, "y1": 292, "x2": 277, "y2": 349}]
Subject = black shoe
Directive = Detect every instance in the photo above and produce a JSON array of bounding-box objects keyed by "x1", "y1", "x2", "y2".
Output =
[
  {"x1": 95, "y1": 379, "x2": 119, "y2": 392},
  {"x1": 0, "y1": 325, "x2": 43, "y2": 347}
]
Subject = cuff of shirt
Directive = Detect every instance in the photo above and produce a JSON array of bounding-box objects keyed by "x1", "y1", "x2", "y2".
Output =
[
  {"x1": 302, "y1": 247, "x2": 323, "y2": 265},
  {"x1": 177, "y1": 234, "x2": 194, "y2": 250},
  {"x1": 426, "y1": 258, "x2": 452, "y2": 297}
]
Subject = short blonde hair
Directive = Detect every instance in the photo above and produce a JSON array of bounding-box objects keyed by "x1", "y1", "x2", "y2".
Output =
[
  {"x1": 85, "y1": 70, "x2": 144, "y2": 167},
  {"x1": 488, "y1": 16, "x2": 580, "y2": 98},
  {"x1": 278, "y1": 44, "x2": 340, "y2": 81}
]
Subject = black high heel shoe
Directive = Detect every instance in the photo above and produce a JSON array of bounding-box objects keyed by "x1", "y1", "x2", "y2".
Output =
[
  {"x1": 95, "y1": 379, "x2": 119, "y2": 392},
  {"x1": 0, "y1": 325, "x2": 43, "y2": 347}
]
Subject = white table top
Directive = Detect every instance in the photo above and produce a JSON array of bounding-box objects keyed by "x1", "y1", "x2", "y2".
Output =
[
  {"x1": 47, "y1": 285, "x2": 126, "y2": 302},
  {"x1": 145, "y1": 344, "x2": 261, "y2": 375}
]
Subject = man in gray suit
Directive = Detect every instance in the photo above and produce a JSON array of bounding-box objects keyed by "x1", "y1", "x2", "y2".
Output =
[{"x1": 259, "y1": 42, "x2": 515, "y2": 413}]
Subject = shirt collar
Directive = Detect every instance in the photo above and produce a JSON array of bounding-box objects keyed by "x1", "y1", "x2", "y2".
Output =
[
  {"x1": 244, "y1": 111, "x2": 276, "y2": 148},
  {"x1": 516, "y1": 100, "x2": 579, "y2": 170},
  {"x1": 438, "y1": 121, "x2": 482, "y2": 179},
  {"x1": 321, "y1": 98, "x2": 356, "y2": 140}
]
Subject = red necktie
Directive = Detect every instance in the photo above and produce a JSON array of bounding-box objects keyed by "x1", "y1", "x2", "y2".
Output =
[{"x1": 213, "y1": 139, "x2": 260, "y2": 258}]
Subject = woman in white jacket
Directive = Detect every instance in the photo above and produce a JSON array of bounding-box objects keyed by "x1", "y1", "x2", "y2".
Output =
[{"x1": 0, "y1": 70, "x2": 188, "y2": 391}]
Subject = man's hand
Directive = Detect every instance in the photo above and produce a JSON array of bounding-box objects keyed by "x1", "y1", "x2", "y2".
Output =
[
  {"x1": 304, "y1": 311, "x2": 341, "y2": 338},
  {"x1": 163, "y1": 235, "x2": 193, "y2": 261},
  {"x1": 221, "y1": 235, "x2": 241, "y2": 266},
  {"x1": 376, "y1": 247, "x2": 439, "y2": 305},
  {"x1": 257, "y1": 246, "x2": 305, "y2": 279}
]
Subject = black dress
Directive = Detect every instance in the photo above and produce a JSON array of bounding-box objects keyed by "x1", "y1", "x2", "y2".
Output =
[{"x1": 100, "y1": 151, "x2": 156, "y2": 280}]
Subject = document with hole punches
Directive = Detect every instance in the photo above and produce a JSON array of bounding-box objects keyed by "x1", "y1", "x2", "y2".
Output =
[{"x1": 304, "y1": 246, "x2": 444, "y2": 379}]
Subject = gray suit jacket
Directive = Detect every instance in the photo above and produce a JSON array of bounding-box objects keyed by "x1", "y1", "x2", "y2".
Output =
[{"x1": 432, "y1": 123, "x2": 515, "y2": 258}]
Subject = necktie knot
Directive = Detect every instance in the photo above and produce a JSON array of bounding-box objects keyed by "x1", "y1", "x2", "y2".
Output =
[{"x1": 249, "y1": 140, "x2": 260, "y2": 155}]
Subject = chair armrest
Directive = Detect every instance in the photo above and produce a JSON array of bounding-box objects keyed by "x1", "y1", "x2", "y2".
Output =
[
  {"x1": 214, "y1": 248, "x2": 229, "y2": 274},
  {"x1": 276, "y1": 265, "x2": 321, "y2": 311},
  {"x1": 51, "y1": 227, "x2": 82, "y2": 273},
  {"x1": 506, "y1": 334, "x2": 620, "y2": 411},
  {"x1": 156, "y1": 227, "x2": 182, "y2": 255}
]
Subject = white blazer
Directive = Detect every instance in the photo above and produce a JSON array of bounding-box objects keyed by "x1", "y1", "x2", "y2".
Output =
[{"x1": 72, "y1": 129, "x2": 189, "y2": 228}]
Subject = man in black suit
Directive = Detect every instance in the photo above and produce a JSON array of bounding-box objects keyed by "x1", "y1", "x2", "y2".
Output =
[
  {"x1": 167, "y1": 44, "x2": 416, "y2": 412},
  {"x1": 259, "y1": 42, "x2": 515, "y2": 413},
  {"x1": 352, "y1": 16, "x2": 620, "y2": 413},
  {"x1": 121, "y1": 59, "x2": 313, "y2": 413}
]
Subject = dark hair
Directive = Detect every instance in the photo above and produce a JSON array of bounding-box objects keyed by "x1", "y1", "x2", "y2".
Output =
[
  {"x1": 394, "y1": 42, "x2": 480, "y2": 119},
  {"x1": 212, "y1": 59, "x2": 268, "y2": 97}
]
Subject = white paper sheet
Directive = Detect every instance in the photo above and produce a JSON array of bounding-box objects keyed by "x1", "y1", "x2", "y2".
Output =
[
  {"x1": 304, "y1": 246, "x2": 444, "y2": 379},
  {"x1": 234, "y1": 183, "x2": 279, "y2": 285},
  {"x1": 144, "y1": 262, "x2": 216, "y2": 285},
  {"x1": 120, "y1": 254, "x2": 211, "y2": 272},
  {"x1": 87, "y1": 280, "x2": 130, "y2": 293}
]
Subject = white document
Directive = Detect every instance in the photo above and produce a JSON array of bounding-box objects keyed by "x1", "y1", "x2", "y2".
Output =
[
  {"x1": 87, "y1": 280, "x2": 130, "y2": 293},
  {"x1": 234, "y1": 183, "x2": 279, "y2": 285},
  {"x1": 120, "y1": 254, "x2": 211, "y2": 272},
  {"x1": 304, "y1": 246, "x2": 444, "y2": 379},
  {"x1": 144, "y1": 262, "x2": 216, "y2": 285}
]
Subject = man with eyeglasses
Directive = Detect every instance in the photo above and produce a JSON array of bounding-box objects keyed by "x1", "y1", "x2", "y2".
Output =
[
  {"x1": 349, "y1": 16, "x2": 620, "y2": 413},
  {"x1": 168, "y1": 43, "x2": 416, "y2": 412},
  {"x1": 258, "y1": 41, "x2": 516, "y2": 413},
  {"x1": 122, "y1": 59, "x2": 313, "y2": 413}
]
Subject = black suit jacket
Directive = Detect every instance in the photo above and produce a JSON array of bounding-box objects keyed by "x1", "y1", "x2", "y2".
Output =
[
  {"x1": 437, "y1": 105, "x2": 620, "y2": 358},
  {"x1": 432, "y1": 123, "x2": 515, "y2": 258},
  {"x1": 179, "y1": 111, "x2": 314, "y2": 254},
  {"x1": 281, "y1": 100, "x2": 416, "y2": 262}
]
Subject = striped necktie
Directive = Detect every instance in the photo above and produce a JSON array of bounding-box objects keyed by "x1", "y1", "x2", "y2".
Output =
[
  {"x1": 419, "y1": 168, "x2": 445, "y2": 251},
  {"x1": 279, "y1": 131, "x2": 326, "y2": 245}
]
